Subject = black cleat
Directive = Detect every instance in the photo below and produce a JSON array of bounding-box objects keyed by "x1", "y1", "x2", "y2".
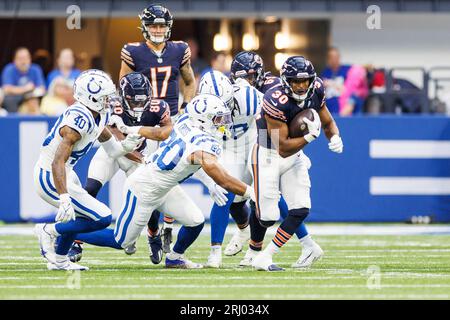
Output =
[
  {"x1": 147, "y1": 234, "x2": 163, "y2": 264},
  {"x1": 162, "y1": 228, "x2": 173, "y2": 254}
]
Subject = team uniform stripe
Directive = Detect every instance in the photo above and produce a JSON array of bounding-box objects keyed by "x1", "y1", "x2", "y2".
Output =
[
  {"x1": 71, "y1": 198, "x2": 102, "y2": 221},
  {"x1": 117, "y1": 194, "x2": 137, "y2": 246},
  {"x1": 273, "y1": 238, "x2": 283, "y2": 247},
  {"x1": 39, "y1": 169, "x2": 59, "y2": 201},
  {"x1": 278, "y1": 227, "x2": 291, "y2": 239},
  {"x1": 246, "y1": 86, "x2": 251, "y2": 116},
  {"x1": 252, "y1": 88, "x2": 258, "y2": 115},
  {"x1": 275, "y1": 232, "x2": 289, "y2": 243},
  {"x1": 45, "y1": 171, "x2": 57, "y2": 193},
  {"x1": 209, "y1": 71, "x2": 220, "y2": 96},
  {"x1": 251, "y1": 144, "x2": 261, "y2": 219},
  {"x1": 114, "y1": 190, "x2": 132, "y2": 239}
]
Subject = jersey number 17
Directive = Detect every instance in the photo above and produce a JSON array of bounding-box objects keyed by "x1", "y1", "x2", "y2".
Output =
[{"x1": 150, "y1": 66, "x2": 171, "y2": 98}]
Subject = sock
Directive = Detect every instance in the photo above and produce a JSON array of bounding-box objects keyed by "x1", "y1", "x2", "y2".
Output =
[
  {"x1": 264, "y1": 241, "x2": 280, "y2": 256},
  {"x1": 172, "y1": 223, "x2": 204, "y2": 255},
  {"x1": 229, "y1": 201, "x2": 249, "y2": 229},
  {"x1": 248, "y1": 203, "x2": 266, "y2": 251},
  {"x1": 299, "y1": 234, "x2": 315, "y2": 247},
  {"x1": 278, "y1": 197, "x2": 309, "y2": 239},
  {"x1": 55, "y1": 233, "x2": 77, "y2": 255},
  {"x1": 210, "y1": 193, "x2": 235, "y2": 245},
  {"x1": 163, "y1": 215, "x2": 174, "y2": 230},
  {"x1": 211, "y1": 245, "x2": 221, "y2": 252},
  {"x1": 167, "y1": 251, "x2": 182, "y2": 260},
  {"x1": 272, "y1": 226, "x2": 293, "y2": 249},
  {"x1": 271, "y1": 211, "x2": 305, "y2": 249},
  {"x1": 75, "y1": 228, "x2": 122, "y2": 249},
  {"x1": 147, "y1": 210, "x2": 161, "y2": 234},
  {"x1": 45, "y1": 223, "x2": 59, "y2": 237},
  {"x1": 55, "y1": 216, "x2": 111, "y2": 235},
  {"x1": 84, "y1": 178, "x2": 103, "y2": 198}
]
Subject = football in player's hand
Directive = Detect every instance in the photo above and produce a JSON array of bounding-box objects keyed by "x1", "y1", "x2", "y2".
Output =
[{"x1": 288, "y1": 109, "x2": 315, "y2": 138}]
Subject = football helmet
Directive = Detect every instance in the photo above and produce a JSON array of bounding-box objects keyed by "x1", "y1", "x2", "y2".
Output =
[
  {"x1": 185, "y1": 93, "x2": 232, "y2": 138},
  {"x1": 139, "y1": 4, "x2": 173, "y2": 44},
  {"x1": 230, "y1": 51, "x2": 265, "y2": 89},
  {"x1": 198, "y1": 70, "x2": 234, "y2": 111},
  {"x1": 280, "y1": 56, "x2": 317, "y2": 103},
  {"x1": 118, "y1": 72, "x2": 152, "y2": 120},
  {"x1": 73, "y1": 69, "x2": 116, "y2": 113}
]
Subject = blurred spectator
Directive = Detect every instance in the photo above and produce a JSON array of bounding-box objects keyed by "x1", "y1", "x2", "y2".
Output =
[
  {"x1": 40, "y1": 77, "x2": 75, "y2": 116},
  {"x1": 339, "y1": 65, "x2": 369, "y2": 116},
  {"x1": 201, "y1": 51, "x2": 230, "y2": 77},
  {"x1": 1, "y1": 47, "x2": 45, "y2": 114},
  {"x1": 186, "y1": 38, "x2": 208, "y2": 81},
  {"x1": 47, "y1": 48, "x2": 81, "y2": 88},
  {"x1": 33, "y1": 49, "x2": 53, "y2": 78},
  {"x1": 321, "y1": 47, "x2": 351, "y2": 114}
]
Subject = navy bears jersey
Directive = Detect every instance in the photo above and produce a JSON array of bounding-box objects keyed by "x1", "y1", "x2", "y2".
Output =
[
  {"x1": 258, "y1": 72, "x2": 282, "y2": 94},
  {"x1": 111, "y1": 99, "x2": 170, "y2": 152},
  {"x1": 257, "y1": 77, "x2": 326, "y2": 149},
  {"x1": 121, "y1": 41, "x2": 191, "y2": 116}
]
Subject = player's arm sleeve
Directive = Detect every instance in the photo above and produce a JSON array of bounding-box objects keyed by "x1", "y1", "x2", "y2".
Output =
[
  {"x1": 121, "y1": 45, "x2": 136, "y2": 71},
  {"x1": 157, "y1": 101, "x2": 172, "y2": 126},
  {"x1": 180, "y1": 42, "x2": 191, "y2": 67},
  {"x1": 261, "y1": 94, "x2": 287, "y2": 123},
  {"x1": 315, "y1": 77, "x2": 326, "y2": 109}
]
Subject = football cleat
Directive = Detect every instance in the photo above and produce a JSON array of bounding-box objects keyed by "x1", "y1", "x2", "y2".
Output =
[
  {"x1": 47, "y1": 260, "x2": 89, "y2": 271},
  {"x1": 147, "y1": 234, "x2": 163, "y2": 264},
  {"x1": 165, "y1": 255, "x2": 203, "y2": 269},
  {"x1": 35, "y1": 224, "x2": 56, "y2": 264},
  {"x1": 124, "y1": 242, "x2": 137, "y2": 255},
  {"x1": 224, "y1": 227, "x2": 250, "y2": 256},
  {"x1": 205, "y1": 247, "x2": 222, "y2": 268},
  {"x1": 161, "y1": 227, "x2": 173, "y2": 254},
  {"x1": 68, "y1": 241, "x2": 83, "y2": 263},
  {"x1": 239, "y1": 248, "x2": 259, "y2": 267},
  {"x1": 291, "y1": 242, "x2": 324, "y2": 268},
  {"x1": 252, "y1": 252, "x2": 284, "y2": 272}
]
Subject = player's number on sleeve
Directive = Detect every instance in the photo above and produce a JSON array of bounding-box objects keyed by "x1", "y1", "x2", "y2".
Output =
[
  {"x1": 74, "y1": 115, "x2": 86, "y2": 129},
  {"x1": 150, "y1": 66, "x2": 172, "y2": 98},
  {"x1": 271, "y1": 90, "x2": 288, "y2": 104}
]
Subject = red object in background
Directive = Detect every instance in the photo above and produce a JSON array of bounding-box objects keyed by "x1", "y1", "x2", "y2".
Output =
[{"x1": 372, "y1": 69, "x2": 386, "y2": 88}]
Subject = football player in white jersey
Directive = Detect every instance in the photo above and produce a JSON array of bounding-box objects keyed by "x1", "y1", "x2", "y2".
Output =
[
  {"x1": 195, "y1": 70, "x2": 261, "y2": 268},
  {"x1": 33, "y1": 69, "x2": 142, "y2": 271},
  {"x1": 73, "y1": 94, "x2": 256, "y2": 269}
]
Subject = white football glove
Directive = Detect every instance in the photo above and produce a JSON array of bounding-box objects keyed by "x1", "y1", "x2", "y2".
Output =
[
  {"x1": 243, "y1": 185, "x2": 256, "y2": 202},
  {"x1": 328, "y1": 135, "x2": 343, "y2": 153},
  {"x1": 110, "y1": 115, "x2": 141, "y2": 135},
  {"x1": 121, "y1": 133, "x2": 143, "y2": 153},
  {"x1": 55, "y1": 193, "x2": 76, "y2": 223},
  {"x1": 303, "y1": 111, "x2": 321, "y2": 143},
  {"x1": 208, "y1": 183, "x2": 229, "y2": 207}
]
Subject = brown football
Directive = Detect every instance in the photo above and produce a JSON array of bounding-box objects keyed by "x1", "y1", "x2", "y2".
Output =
[{"x1": 288, "y1": 108, "x2": 315, "y2": 138}]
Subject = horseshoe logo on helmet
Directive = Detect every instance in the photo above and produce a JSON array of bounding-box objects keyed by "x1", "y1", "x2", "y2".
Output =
[{"x1": 87, "y1": 77, "x2": 102, "y2": 94}]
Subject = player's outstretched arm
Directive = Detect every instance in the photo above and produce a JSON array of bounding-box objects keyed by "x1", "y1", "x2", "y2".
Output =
[
  {"x1": 319, "y1": 105, "x2": 343, "y2": 153},
  {"x1": 52, "y1": 126, "x2": 81, "y2": 195},
  {"x1": 119, "y1": 61, "x2": 134, "y2": 80},
  {"x1": 265, "y1": 115, "x2": 310, "y2": 158},
  {"x1": 109, "y1": 115, "x2": 173, "y2": 141},
  {"x1": 98, "y1": 127, "x2": 142, "y2": 159},
  {"x1": 190, "y1": 151, "x2": 254, "y2": 200}
]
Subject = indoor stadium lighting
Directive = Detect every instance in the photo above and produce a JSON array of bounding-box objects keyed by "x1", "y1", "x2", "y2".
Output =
[
  {"x1": 242, "y1": 19, "x2": 259, "y2": 51},
  {"x1": 213, "y1": 19, "x2": 232, "y2": 51},
  {"x1": 275, "y1": 19, "x2": 290, "y2": 50},
  {"x1": 274, "y1": 52, "x2": 290, "y2": 70}
]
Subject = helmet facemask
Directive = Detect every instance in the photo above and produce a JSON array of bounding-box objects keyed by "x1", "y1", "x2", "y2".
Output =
[
  {"x1": 212, "y1": 111, "x2": 233, "y2": 139},
  {"x1": 123, "y1": 93, "x2": 150, "y2": 121},
  {"x1": 282, "y1": 74, "x2": 316, "y2": 103}
]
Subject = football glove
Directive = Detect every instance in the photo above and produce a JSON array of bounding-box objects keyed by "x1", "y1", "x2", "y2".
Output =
[
  {"x1": 303, "y1": 114, "x2": 321, "y2": 143},
  {"x1": 121, "y1": 133, "x2": 143, "y2": 153},
  {"x1": 328, "y1": 135, "x2": 343, "y2": 153},
  {"x1": 56, "y1": 193, "x2": 76, "y2": 223},
  {"x1": 208, "y1": 183, "x2": 229, "y2": 207},
  {"x1": 110, "y1": 115, "x2": 141, "y2": 135}
]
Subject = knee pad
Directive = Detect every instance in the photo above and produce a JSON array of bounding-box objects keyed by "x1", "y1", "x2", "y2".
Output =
[
  {"x1": 259, "y1": 219, "x2": 276, "y2": 228},
  {"x1": 289, "y1": 208, "x2": 310, "y2": 220}
]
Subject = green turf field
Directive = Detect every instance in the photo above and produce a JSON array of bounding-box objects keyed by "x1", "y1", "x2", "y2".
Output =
[{"x1": 0, "y1": 228, "x2": 449, "y2": 300}]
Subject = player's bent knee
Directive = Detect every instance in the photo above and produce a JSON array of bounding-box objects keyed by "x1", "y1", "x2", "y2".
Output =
[
  {"x1": 289, "y1": 207, "x2": 310, "y2": 220},
  {"x1": 259, "y1": 219, "x2": 276, "y2": 228},
  {"x1": 97, "y1": 215, "x2": 112, "y2": 229}
]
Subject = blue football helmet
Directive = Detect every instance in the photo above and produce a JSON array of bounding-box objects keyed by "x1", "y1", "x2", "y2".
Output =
[
  {"x1": 280, "y1": 56, "x2": 317, "y2": 102},
  {"x1": 139, "y1": 4, "x2": 173, "y2": 44},
  {"x1": 230, "y1": 51, "x2": 265, "y2": 89},
  {"x1": 119, "y1": 72, "x2": 153, "y2": 120}
]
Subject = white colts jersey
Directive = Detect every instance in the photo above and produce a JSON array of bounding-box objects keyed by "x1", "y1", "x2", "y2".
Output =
[
  {"x1": 140, "y1": 113, "x2": 222, "y2": 196},
  {"x1": 37, "y1": 103, "x2": 110, "y2": 171},
  {"x1": 224, "y1": 80, "x2": 262, "y2": 152}
]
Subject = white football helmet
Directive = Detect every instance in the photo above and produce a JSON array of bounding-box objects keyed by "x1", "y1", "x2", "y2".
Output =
[
  {"x1": 73, "y1": 69, "x2": 116, "y2": 113},
  {"x1": 198, "y1": 70, "x2": 234, "y2": 111},
  {"x1": 185, "y1": 93, "x2": 232, "y2": 138}
]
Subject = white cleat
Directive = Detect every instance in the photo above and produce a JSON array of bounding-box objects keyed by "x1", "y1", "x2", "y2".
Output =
[
  {"x1": 34, "y1": 224, "x2": 56, "y2": 264},
  {"x1": 124, "y1": 242, "x2": 137, "y2": 255},
  {"x1": 224, "y1": 227, "x2": 250, "y2": 256},
  {"x1": 165, "y1": 255, "x2": 204, "y2": 269},
  {"x1": 291, "y1": 242, "x2": 324, "y2": 268},
  {"x1": 47, "y1": 260, "x2": 89, "y2": 271},
  {"x1": 252, "y1": 252, "x2": 284, "y2": 272},
  {"x1": 239, "y1": 248, "x2": 259, "y2": 267},
  {"x1": 206, "y1": 247, "x2": 222, "y2": 268}
]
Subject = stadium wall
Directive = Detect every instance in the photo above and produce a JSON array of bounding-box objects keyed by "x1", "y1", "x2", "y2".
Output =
[{"x1": 0, "y1": 115, "x2": 449, "y2": 223}]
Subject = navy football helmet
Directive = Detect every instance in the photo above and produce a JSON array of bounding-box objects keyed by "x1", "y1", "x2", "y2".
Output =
[
  {"x1": 230, "y1": 51, "x2": 265, "y2": 89},
  {"x1": 139, "y1": 4, "x2": 173, "y2": 44},
  {"x1": 119, "y1": 72, "x2": 152, "y2": 120},
  {"x1": 280, "y1": 56, "x2": 317, "y2": 103}
]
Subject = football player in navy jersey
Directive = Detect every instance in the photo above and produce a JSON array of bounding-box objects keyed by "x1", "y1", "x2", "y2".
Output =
[
  {"x1": 120, "y1": 4, "x2": 196, "y2": 251},
  {"x1": 230, "y1": 51, "x2": 324, "y2": 269},
  {"x1": 241, "y1": 56, "x2": 344, "y2": 271}
]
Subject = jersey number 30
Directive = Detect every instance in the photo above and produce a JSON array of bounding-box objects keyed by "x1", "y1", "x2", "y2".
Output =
[{"x1": 150, "y1": 66, "x2": 172, "y2": 98}]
